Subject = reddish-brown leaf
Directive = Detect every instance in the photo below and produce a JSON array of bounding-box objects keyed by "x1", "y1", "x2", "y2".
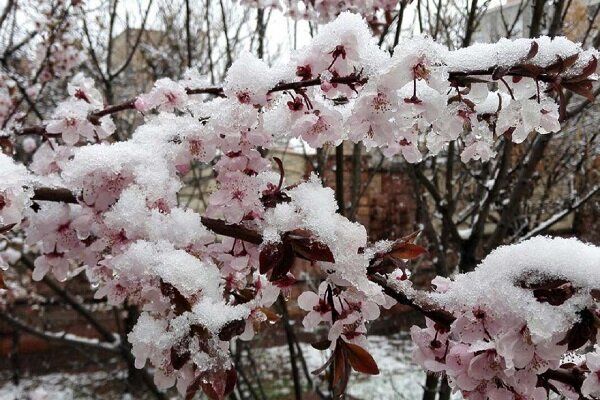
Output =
[
  {"x1": 525, "y1": 41, "x2": 539, "y2": 61},
  {"x1": 171, "y1": 345, "x2": 191, "y2": 370},
  {"x1": 290, "y1": 238, "x2": 335, "y2": 263},
  {"x1": 218, "y1": 319, "x2": 246, "y2": 341},
  {"x1": 259, "y1": 243, "x2": 284, "y2": 274},
  {"x1": 258, "y1": 307, "x2": 280, "y2": 324},
  {"x1": 367, "y1": 255, "x2": 407, "y2": 275},
  {"x1": 198, "y1": 368, "x2": 237, "y2": 400},
  {"x1": 519, "y1": 275, "x2": 577, "y2": 306},
  {"x1": 563, "y1": 80, "x2": 595, "y2": 101},
  {"x1": 200, "y1": 379, "x2": 220, "y2": 400},
  {"x1": 269, "y1": 242, "x2": 295, "y2": 281},
  {"x1": 577, "y1": 56, "x2": 598, "y2": 80},
  {"x1": 185, "y1": 376, "x2": 202, "y2": 400},
  {"x1": 399, "y1": 230, "x2": 420, "y2": 243},
  {"x1": 286, "y1": 229, "x2": 335, "y2": 263},
  {"x1": 547, "y1": 53, "x2": 579, "y2": 74},
  {"x1": 345, "y1": 342, "x2": 380, "y2": 375},
  {"x1": 333, "y1": 344, "x2": 351, "y2": 397},
  {"x1": 534, "y1": 281, "x2": 575, "y2": 306},
  {"x1": 558, "y1": 308, "x2": 597, "y2": 351},
  {"x1": 562, "y1": 53, "x2": 581, "y2": 70},
  {"x1": 160, "y1": 281, "x2": 192, "y2": 315},
  {"x1": 224, "y1": 367, "x2": 237, "y2": 398},
  {"x1": 0, "y1": 223, "x2": 16, "y2": 234},
  {"x1": 190, "y1": 324, "x2": 210, "y2": 340},
  {"x1": 388, "y1": 242, "x2": 427, "y2": 260},
  {"x1": 311, "y1": 339, "x2": 332, "y2": 350},
  {"x1": 233, "y1": 287, "x2": 257, "y2": 304}
]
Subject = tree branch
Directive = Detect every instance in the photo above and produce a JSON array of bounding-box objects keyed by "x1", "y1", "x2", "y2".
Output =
[
  {"x1": 519, "y1": 184, "x2": 600, "y2": 241},
  {"x1": 0, "y1": 311, "x2": 120, "y2": 353}
]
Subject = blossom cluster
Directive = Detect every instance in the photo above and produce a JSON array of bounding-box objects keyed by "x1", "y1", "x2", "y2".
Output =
[
  {"x1": 18, "y1": 76, "x2": 282, "y2": 395},
  {"x1": 411, "y1": 237, "x2": 600, "y2": 400},
  {"x1": 1, "y1": 11, "x2": 599, "y2": 399},
  {"x1": 45, "y1": 74, "x2": 116, "y2": 145}
]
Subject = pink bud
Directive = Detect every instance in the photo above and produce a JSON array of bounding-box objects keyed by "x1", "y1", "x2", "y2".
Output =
[
  {"x1": 134, "y1": 97, "x2": 147, "y2": 112},
  {"x1": 321, "y1": 81, "x2": 333, "y2": 92}
]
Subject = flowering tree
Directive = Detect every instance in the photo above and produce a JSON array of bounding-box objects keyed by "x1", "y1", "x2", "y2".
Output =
[{"x1": 1, "y1": 2, "x2": 600, "y2": 399}]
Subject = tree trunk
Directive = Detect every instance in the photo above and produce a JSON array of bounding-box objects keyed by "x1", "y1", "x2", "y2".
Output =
[
  {"x1": 422, "y1": 373, "x2": 439, "y2": 400},
  {"x1": 335, "y1": 144, "x2": 345, "y2": 215},
  {"x1": 438, "y1": 376, "x2": 452, "y2": 400}
]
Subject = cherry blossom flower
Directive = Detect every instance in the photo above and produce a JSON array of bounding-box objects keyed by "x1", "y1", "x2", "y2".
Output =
[
  {"x1": 297, "y1": 282, "x2": 333, "y2": 329},
  {"x1": 207, "y1": 171, "x2": 264, "y2": 223},
  {"x1": 0, "y1": 154, "x2": 31, "y2": 227},
  {"x1": 45, "y1": 99, "x2": 115, "y2": 145},
  {"x1": 290, "y1": 106, "x2": 344, "y2": 148},
  {"x1": 496, "y1": 98, "x2": 560, "y2": 143},
  {"x1": 582, "y1": 352, "x2": 600, "y2": 398},
  {"x1": 135, "y1": 78, "x2": 188, "y2": 112},
  {"x1": 347, "y1": 88, "x2": 398, "y2": 147},
  {"x1": 461, "y1": 119, "x2": 496, "y2": 163},
  {"x1": 68, "y1": 73, "x2": 104, "y2": 108},
  {"x1": 224, "y1": 51, "x2": 277, "y2": 106}
]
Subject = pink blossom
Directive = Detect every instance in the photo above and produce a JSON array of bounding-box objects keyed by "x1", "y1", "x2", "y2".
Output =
[
  {"x1": 207, "y1": 171, "x2": 264, "y2": 223},
  {"x1": 290, "y1": 106, "x2": 344, "y2": 148},
  {"x1": 136, "y1": 78, "x2": 188, "y2": 112},
  {"x1": 582, "y1": 352, "x2": 600, "y2": 398},
  {"x1": 297, "y1": 282, "x2": 333, "y2": 329}
]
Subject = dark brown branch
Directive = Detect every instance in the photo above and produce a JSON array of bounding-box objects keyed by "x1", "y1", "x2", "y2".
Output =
[
  {"x1": 335, "y1": 144, "x2": 345, "y2": 215},
  {"x1": 462, "y1": 0, "x2": 479, "y2": 46},
  {"x1": 32, "y1": 187, "x2": 77, "y2": 204},
  {"x1": 0, "y1": 311, "x2": 120, "y2": 353},
  {"x1": 200, "y1": 217, "x2": 263, "y2": 245},
  {"x1": 20, "y1": 255, "x2": 116, "y2": 343},
  {"x1": 529, "y1": 0, "x2": 546, "y2": 37},
  {"x1": 277, "y1": 295, "x2": 302, "y2": 400},
  {"x1": 94, "y1": 99, "x2": 137, "y2": 119},
  {"x1": 540, "y1": 368, "x2": 585, "y2": 391},
  {"x1": 486, "y1": 133, "x2": 552, "y2": 252},
  {"x1": 109, "y1": 0, "x2": 155, "y2": 79},
  {"x1": 368, "y1": 274, "x2": 456, "y2": 327},
  {"x1": 0, "y1": 0, "x2": 14, "y2": 31},
  {"x1": 412, "y1": 166, "x2": 463, "y2": 246},
  {"x1": 186, "y1": 86, "x2": 226, "y2": 96}
]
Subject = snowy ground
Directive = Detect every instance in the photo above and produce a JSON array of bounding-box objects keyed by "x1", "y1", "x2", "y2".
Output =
[
  {"x1": 250, "y1": 333, "x2": 426, "y2": 400},
  {"x1": 0, "y1": 335, "x2": 429, "y2": 399},
  {"x1": 0, "y1": 370, "x2": 142, "y2": 400}
]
